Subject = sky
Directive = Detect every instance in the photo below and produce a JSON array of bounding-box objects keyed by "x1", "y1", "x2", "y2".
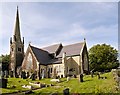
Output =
[{"x1": 0, "y1": 1, "x2": 119, "y2": 55}]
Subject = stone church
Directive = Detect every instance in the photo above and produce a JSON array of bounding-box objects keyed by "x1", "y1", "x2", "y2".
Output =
[
  {"x1": 9, "y1": 7, "x2": 89, "y2": 78},
  {"x1": 9, "y1": 7, "x2": 24, "y2": 77}
]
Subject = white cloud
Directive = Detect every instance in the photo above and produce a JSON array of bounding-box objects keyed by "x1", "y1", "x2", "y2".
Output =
[
  {"x1": 1, "y1": 0, "x2": 119, "y2": 2},
  {"x1": 0, "y1": 2, "x2": 118, "y2": 54}
]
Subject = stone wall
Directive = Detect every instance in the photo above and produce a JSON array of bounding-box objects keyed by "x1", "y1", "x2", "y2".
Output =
[{"x1": 112, "y1": 69, "x2": 120, "y2": 91}]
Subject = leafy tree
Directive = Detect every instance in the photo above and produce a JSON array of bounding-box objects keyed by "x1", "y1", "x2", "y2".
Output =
[
  {"x1": 89, "y1": 44, "x2": 119, "y2": 72},
  {"x1": 0, "y1": 54, "x2": 10, "y2": 71}
]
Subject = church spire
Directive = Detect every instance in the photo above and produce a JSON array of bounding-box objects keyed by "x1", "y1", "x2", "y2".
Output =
[
  {"x1": 10, "y1": 6, "x2": 24, "y2": 78},
  {"x1": 13, "y1": 6, "x2": 21, "y2": 42}
]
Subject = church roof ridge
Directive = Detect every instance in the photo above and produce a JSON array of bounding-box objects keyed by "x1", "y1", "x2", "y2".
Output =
[
  {"x1": 29, "y1": 44, "x2": 49, "y2": 53},
  {"x1": 63, "y1": 41, "x2": 84, "y2": 47},
  {"x1": 42, "y1": 43, "x2": 62, "y2": 49}
]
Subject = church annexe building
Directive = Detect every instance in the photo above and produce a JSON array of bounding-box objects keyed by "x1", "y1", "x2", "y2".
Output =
[{"x1": 9, "y1": 7, "x2": 89, "y2": 79}]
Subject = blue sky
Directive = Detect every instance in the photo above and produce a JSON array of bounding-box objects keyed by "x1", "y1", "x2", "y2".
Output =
[{"x1": 0, "y1": 2, "x2": 118, "y2": 55}]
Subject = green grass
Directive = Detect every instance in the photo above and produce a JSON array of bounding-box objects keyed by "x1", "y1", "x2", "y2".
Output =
[
  {"x1": 33, "y1": 72, "x2": 118, "y2": 94},
  {"x1": 1, "y1": 78, "x2": 31, "y2": 93},
  {"x1": 1, "y1": 72, "x2": 119, "y2": 94}
]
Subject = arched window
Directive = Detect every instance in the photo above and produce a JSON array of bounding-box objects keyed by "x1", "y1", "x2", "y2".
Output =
[{"x1": 26, "y1": 53, "x2": 33, "y2": 70}]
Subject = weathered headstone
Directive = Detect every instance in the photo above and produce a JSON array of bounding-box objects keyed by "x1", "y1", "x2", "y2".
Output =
[
  {"x1": 67, "y1": 76, "x2": 70, "y2": 81},
  {"x1": 79, "y1": 74, "x2": 83, "y2": 82},
  {"x1": 1, "y1": 71, "x2": 4, "y2": 78},
  {"x1": 31, "y1": 73, "x2": 36, "y2": 80},
  {"x1": 10, "y1": 71, "x2": 13, "y2": 77},
  {"x1": 42, "y1": 70, "x2": 45, "y2": 79},
  {"x1": 50, "y1": 79, "x2": 60, "y2": 82},
  {"x1": 38, "y1": 71, "x2": 41, "y2": 80},
  {"x1": 63, "y1": 88, "x2": 69, "y2": 95},
  {"x1": 26, "y1": 72, "x2": 29, "y2": 78},
  {"x1": 4, "y1": 71, "x2": 9, "y2": 78},
  {"x1": 0, "y1": 78, "x2": 8, "y2": 88},
  {"x1": 22, "y1": 71, "x2": 26, "y2": 79},
  {"x1": 97, "y1": 73, "x2": 100, "y2": 79},
  {"x1": 73, "y1": 75, "x2": 76, "y2": 78},
  {"x1": 90, "y1": 71, "x2": 94, "y2": 78},
  {"x1": 1, "y1": 71, "x2": 5, "y2": 78}
]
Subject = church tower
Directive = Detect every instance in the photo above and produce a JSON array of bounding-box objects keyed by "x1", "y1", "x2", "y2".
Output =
[{"x1": 10, "y1": 6, "x2": 24, "y2": 77}]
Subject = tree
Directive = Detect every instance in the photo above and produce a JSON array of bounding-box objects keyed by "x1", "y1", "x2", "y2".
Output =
[
  {"x1": 89, "y1": 44, "x2": 119, "y2": 72},
  {"x1": 0, "y1": 54, "x2": 10, "y2": 71}
]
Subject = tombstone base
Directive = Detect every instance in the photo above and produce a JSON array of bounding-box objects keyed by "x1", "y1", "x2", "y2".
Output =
[
  {"x1": 63, "y1": 88, "x2": 69, "y2": 95},
  {"x1": 0, "y1": 78, "x2": 8, "y2": 88}
]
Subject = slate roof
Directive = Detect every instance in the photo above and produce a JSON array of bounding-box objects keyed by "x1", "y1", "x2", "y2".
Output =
[
  {"x1": 57, "y1": 42, "x2": 84, "y2": 57},
  {"x1": 48, "y1": 58, "x2": 62, "y2": 64},
  {"x1": 42, "y1": 44, "x2": 62, "y2": 54},
  {"x1": 30, "y1": 45, "x2": 51, "y2": 65},
  {"x1": 29, "y1": 42, "x2": 85, "y2": 65}
]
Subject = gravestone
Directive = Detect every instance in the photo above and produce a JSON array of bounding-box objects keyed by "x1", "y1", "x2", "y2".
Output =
[
  {"x1": 38, "y1": 71, "x2": 41, "y2": 80},
  {"x1": 73, "y1": 75, "x2": 76, "y2": 78},
  {"x1": 0, "y1": 78, "x2": 8, "y2": 88},
  {"x1": 63, "y1": 88, "x2": 69, "y2": 95},
  {"x1": 22, "y1": 71, "x2": 26, "y2": 79},
  {"x1": 79, "y1": 74, "x2": 83, "y2": 82},
  {"x1": 26, "y1": 72, "x2": 29, "y2": 78},
  {"x1": 10, "y1": 71, "x2": 13, "y2": 77},
  {"x1": 50, "y1": 79, "x2": 60, "y2": 82},
  {"x1": 4, "y1": 71, "x2": 9, "y2": 78},
  {"x1": 1, "y1": 71, "x2": 5, "y2": 78},
  {"x1": 31, "y1": 73, "x2": 36, "y2": 80},
  {"x1": 90, "y1": 71, "x2": 94, "y2": 78},
  {"x1": 16, "y1": 74, "x2": 19, "y2": 78},
  {"x1": 97, "y1": 73, "x2": 100, "y2": 79},
  {"x1": 67, "y1": 76, "x2": 70, "y2": 81},
  {"x1": 42, "y1": 70, "x2": 45, "y2": 79}
]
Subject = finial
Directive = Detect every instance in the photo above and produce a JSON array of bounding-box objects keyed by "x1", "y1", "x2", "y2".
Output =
[
  {"x1": 16, "y1": 6, "x2": 19, "y2": 13},
  {"x1": 84, "y1": 38, "x2": 86, "y2": 44},
  {"x1": 84, "y1": 38, "x2": 86, "y2": 41},
  {"x1": 29, "y1": 41, "x2": 31, "y2": 45},
  {"x1": 17, "y1": 6, "x2": 18, "y2": 9}
]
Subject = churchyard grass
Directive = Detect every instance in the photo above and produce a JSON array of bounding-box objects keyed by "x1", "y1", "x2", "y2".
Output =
[
  {"x1": 1, "y1": 78, "x2": 31, "y2": 93},
  {"x1": 1, "y1": 72, "x2": 119, "y2": 94},
  {"x1": 33, "y1": 72, "x2": 118, "y2": 94}
]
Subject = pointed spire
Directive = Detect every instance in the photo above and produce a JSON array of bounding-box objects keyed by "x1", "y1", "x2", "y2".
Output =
[
  {"x1": 83, "y1": 38, "x2": 86, "y2": 45},
  {"x1": 84, "y1": 38, "x2": 86, "y2": 42},
  {"x1": 13, "y1": 6, "x2": 21, "y2": 42},
  {"x1": 84, "y1": 38, "x2": 86, "y2": 41}
]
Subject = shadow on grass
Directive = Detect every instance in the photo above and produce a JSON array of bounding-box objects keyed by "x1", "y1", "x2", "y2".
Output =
[
  {"x1": 60, "y1": 80, "x2": 66, "y2": 83},
  {"x1": 83, "y1": 79, "x2": 92, "y2": 82}
]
